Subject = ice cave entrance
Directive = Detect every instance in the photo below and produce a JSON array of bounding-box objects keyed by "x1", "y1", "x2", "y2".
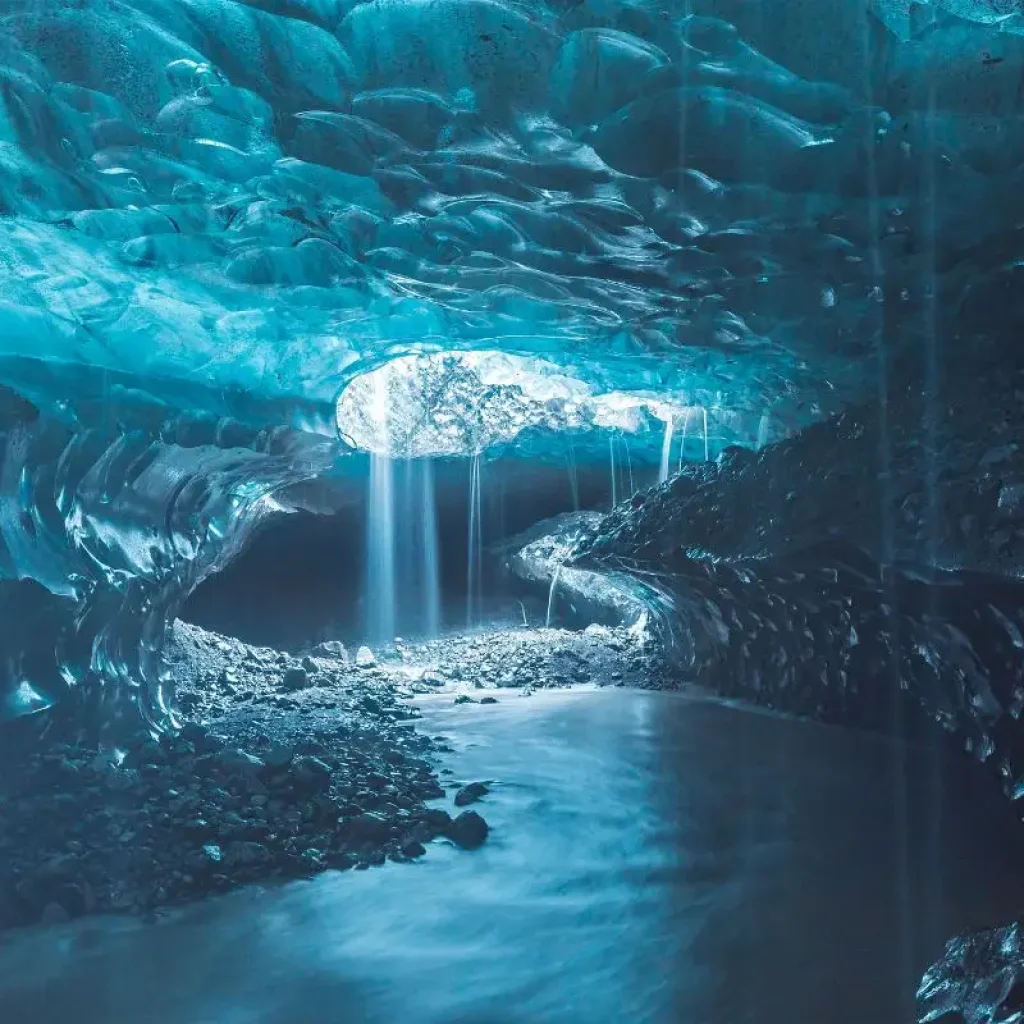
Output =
[
  {"x1": 330, "y1": 352, "x2": 720, "y2": 647},
  {"x1": 334, "y1": 350, "x2": 716, "y2": 464}
]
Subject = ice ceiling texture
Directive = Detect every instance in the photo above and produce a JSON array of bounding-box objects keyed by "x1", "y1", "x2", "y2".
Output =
[
  {"x1": 1, "y1": 0, "x2": 1024, "y2": 767},
  {"x1": 2, "y1": 0, "x2": 1024, "y2": 1006}
]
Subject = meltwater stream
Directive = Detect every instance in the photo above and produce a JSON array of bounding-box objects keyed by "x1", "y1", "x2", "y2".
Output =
[{"x1": 2, "y1": 689, "x2": 1023, "y2": 1024}]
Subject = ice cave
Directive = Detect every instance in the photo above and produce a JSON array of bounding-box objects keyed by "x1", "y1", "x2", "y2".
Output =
[{"x1": 2, "y1": 0, "x2": 1024, "y2": 1020}]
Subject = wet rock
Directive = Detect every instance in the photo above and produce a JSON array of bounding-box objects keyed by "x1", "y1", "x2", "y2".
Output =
[
  {"x1": 446, "y1": 810, "x2": 489, "y2": 850},
  {"x1": 224, "y1": 841, "x2": 269, "y2": 868},
  {"x1": 263, "y1": 744, "x2": 295, "y2": 770},
  {"x1": 454, "y1": 782, "x2": 489, "y2": 807},
  {"x1": 216, "y1": 748, "x2": 265, "y2": 778},
  {"x1": 402, "y1": 840, "x2": 426, "y2": 859},
  {"x1": 292, "y1": 756, "x2": 332, "y2": 793},
  {"x1": 355, "y1": 646, "x2": 377, "y2": 668},
  {"x1": 479, "y1": 696, "x2": 498, "y2": 704},
  {"x1": 313, "y1": 640, "x2": 347, "y2": 661},
  {"x1": 454, "y1": 695, "x2": 477, "y2": 705},
  {"x1": 345, "y1": 812, "x2": 391, "y2": 843},
  {"x1": 281, "y1": 667, "x2": 310, "y2": 691}
]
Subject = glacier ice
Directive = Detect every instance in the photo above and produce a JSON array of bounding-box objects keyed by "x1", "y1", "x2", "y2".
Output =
[{"x1": 0, "y1": 0, "x2": 1021, "y2": 738}]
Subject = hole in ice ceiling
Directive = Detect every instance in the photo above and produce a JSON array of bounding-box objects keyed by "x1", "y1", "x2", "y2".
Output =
[{"x1": 335, "y1": 350, "x2": 753, "y2": 461}]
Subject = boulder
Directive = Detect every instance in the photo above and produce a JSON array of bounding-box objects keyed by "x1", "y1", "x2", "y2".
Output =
[{"x1": 446, "y1": 810, "x2": 489, "y2": 850}]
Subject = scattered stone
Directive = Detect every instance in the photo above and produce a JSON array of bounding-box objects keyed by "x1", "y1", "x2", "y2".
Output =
[
  {"x1": 215, "y1": 748, "x2": 265, "y2": 778},
  {"x1": 263, "y1": 743, "x2": 294, "y2": 770},
  {"x1": 281, "y1": 667, "x2": 310, "y2": 691},
  {"x1": 355, "y1": 646, "x2": 377, "y2": 668},
  {"x1": 454, "y1": 782, "x2": 490, "y2": 807},
  {"x1": 446, "y1": 811, "x2": 489, "y2": 850},
  {"x1": 312, "y1": 640, "x2": 347, "y2": 661},
  {"x1": 292, "y1": 756, "x2": 332, "y2": 793}
]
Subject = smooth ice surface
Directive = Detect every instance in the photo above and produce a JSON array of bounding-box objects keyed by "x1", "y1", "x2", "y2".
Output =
[
  {"x1": 2, "y1": 689, "x2": 1024, "y2": 1023},
  {"x1": 2, "y1": 0, "x2": 1022, "y2": 441}
]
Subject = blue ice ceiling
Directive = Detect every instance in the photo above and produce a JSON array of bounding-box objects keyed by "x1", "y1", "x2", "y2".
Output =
[{"x1": 3, "y1": 0, "x2": 1020, "y2": 449}]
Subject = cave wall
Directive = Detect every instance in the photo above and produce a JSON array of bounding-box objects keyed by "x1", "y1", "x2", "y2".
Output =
[{"x1": 184, "y1": 453, "x2": 642, "y2": 649}]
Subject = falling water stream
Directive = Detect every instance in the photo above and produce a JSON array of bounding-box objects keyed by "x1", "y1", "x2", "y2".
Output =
[
  {"x1": 366, "y1": 450, "x2": 396, "y2": 644},
  {"x1": 545, "y1": 565, "x2": 561, "y2": 628},
  {"x1": 466, "y1": 452, "x2": 483, "y2": 627},
  {"x1": 659, "y1": 417, "x2": 674, "y2": 484}
]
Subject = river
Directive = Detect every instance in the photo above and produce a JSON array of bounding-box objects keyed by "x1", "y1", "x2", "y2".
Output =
[{"x1": 1, "y1": 688, "x2": 1022, "y2": 1023}]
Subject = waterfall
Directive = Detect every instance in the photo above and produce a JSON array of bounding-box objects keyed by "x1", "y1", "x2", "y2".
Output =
[
  {"x1": 366, "y1": 373, "x2": 396, "y2": 643},
  {"x1": 366, "y1": 450, "x2": 396, "y2": 644},
  {"x1": 546, "y1": 564, "x2": 562, "y2": 628},
  {"x1": 420, "y1": 459, "x2": 441, "y2": 637},
  {"x1": 466, "y1": 451, "x2": 482, "y2": 627},
  {"x1": 702, "y1": 406, "x2": 710, "y2": 462},
  {"x1": 658, "y1": 416, "x2": 674, "y2": 483},
  {"x1": 757, "y1": 413, "x2": 770, "y2": 449}
]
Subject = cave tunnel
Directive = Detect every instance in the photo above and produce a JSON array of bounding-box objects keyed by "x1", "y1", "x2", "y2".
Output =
[{"x1": 3, "y1": 1, "x2": 1024, "y2": 1022}]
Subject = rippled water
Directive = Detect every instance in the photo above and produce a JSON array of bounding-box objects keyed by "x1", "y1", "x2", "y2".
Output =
[{"x1": 2, "y1": 689, "x2": 1023, "y2": 1024}]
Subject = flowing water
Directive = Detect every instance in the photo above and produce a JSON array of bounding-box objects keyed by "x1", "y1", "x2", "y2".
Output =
[{"x1": 2, "y1": 689, "x2": 1022, "y2": 1024}]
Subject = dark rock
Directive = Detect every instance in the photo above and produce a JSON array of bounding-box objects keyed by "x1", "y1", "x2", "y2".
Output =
[
  {"x1": 215, "y1": 748, "x2": 265, "y2": 778},
  {"x1": 40, "y1": 902, "x2": 70, "y2": 926},
  {"x1": 345, "y1": 812, "x2": 391, "y2": 843},
  {"x1": 454, "y1": 782, "x2": 489, "y2": 807},
  {"x1": 479, "y1": 696, "x2": 498, "y2": 704},
  {"x1": 454, "y1": 695, "x2": 477, "y2": 705},
  {"x1": 263, "y1": 744, "x2": 294, "y2": 770},
  {"x1": 292, "y1": 756, "x2": 332, "y2": 793},
  {"x1": 55, "y1": 881, "x2": 95, "y2": 917},
  {"x1": 224, "y1": 841, "x2": 269, "y2": 868},
  {"x1": 446, "y1": 811, "x2": 489, "y2": 850},
  {"x1": 401, "y1": 841, "x2": 426, "y2": 859},
  {"x1": 281, "y1": 667, "x2": 310, "y2": 691},
  {"x1": 136, "y1": 741, "x2": 168, "y2": 765}
]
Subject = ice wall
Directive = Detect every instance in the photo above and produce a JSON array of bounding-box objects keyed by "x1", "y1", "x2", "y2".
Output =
[{"x1": 1, "y1": 0, "x2": 1023, "y2": 732}]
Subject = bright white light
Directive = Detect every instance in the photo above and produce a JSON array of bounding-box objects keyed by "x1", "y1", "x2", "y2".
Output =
[{"x1": 336, "y1": 351, "x2": 701, "y2": 459}]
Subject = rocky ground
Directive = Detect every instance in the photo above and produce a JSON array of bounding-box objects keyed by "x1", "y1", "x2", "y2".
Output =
[{"x1": 0, "y1": 618, "x2": 646, "y2": 931}]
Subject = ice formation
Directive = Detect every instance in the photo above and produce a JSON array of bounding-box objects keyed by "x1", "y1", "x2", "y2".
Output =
[{"x1": 0, "y1": 0, "x2": 1021, "y2": 754}]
